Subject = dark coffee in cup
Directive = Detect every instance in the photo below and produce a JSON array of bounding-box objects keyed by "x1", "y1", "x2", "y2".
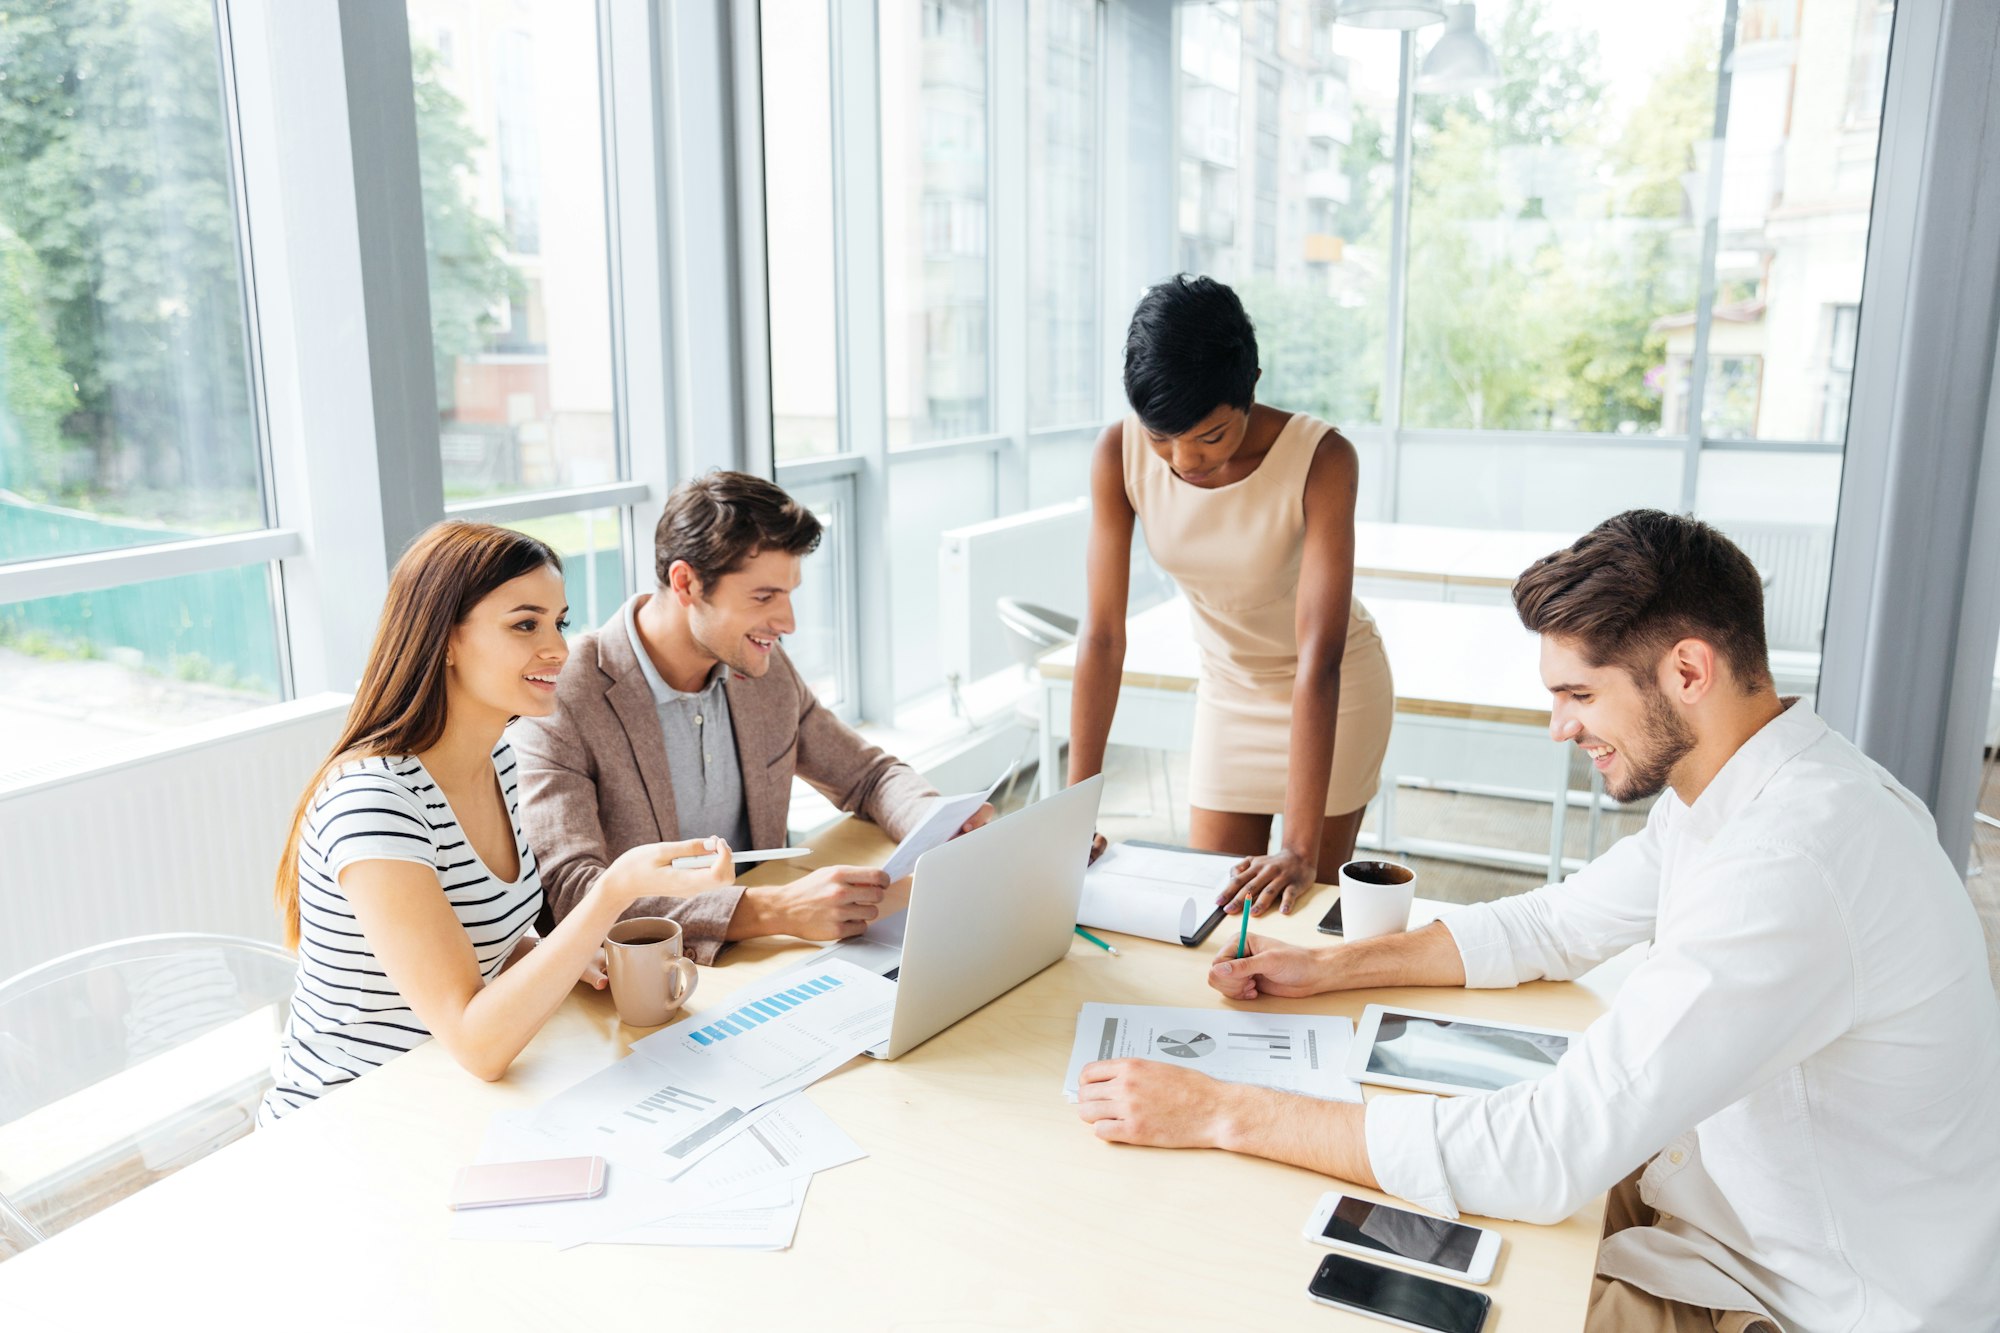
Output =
[{"x1": 1344, "y1": 861, "x2": 1414, "y2": 886}]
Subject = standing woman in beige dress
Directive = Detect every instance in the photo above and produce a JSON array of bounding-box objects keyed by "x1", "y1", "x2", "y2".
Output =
[{"x1": 1069, "y1": 275, "x2": 1394, "y2": 916}]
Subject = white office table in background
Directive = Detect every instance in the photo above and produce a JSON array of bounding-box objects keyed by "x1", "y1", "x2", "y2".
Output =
[
  {"x1": 1354, "y1": 521, "x2": 1578, "y2": 601},
  {"x1": 0, "y1": 819, "x2": 1626, "y2": 1331},
  {"x1": 1038, "y1": 596, "x2": 1591, "y2": 881}
]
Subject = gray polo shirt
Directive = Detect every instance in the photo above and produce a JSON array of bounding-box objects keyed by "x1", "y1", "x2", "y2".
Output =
[{"x1": 624, "y1": 598, "x2": 753, "y2": 852}]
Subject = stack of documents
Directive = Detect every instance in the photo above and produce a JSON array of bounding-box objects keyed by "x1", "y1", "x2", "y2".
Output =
[
  {"x1": 1078, "y1": 843, "x2": 1240, "y2": 944},
  {"x1": 1062, "y1": 1002, "x2": 1363, "y2": 1104},
  {"x1": 453, "y1": 957, "x2": 896, "y2": 1250}
]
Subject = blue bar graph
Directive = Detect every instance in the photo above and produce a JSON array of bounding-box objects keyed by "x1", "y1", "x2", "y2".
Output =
[{"x1": 694, "y1": 973, "x2": 845, "y2": 1046}]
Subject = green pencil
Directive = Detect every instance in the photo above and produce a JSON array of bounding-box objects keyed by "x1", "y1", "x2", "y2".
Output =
[
  {"x1": 1237, "y1": 897, "x2": 1250, "y2": 958},
  {"x1": 1074, "y1": 926, "x2": 1119, "y2": 956}
]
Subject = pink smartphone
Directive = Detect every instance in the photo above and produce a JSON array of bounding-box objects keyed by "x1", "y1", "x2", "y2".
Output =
[{"x1": 447, "y1": 1155, "x2": 607, "y2": 1210}]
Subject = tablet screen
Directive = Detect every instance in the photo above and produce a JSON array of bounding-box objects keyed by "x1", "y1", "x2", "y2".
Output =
[{"x1": 1365, "y1": 1012, "x2": 1570, "y2": 1091}]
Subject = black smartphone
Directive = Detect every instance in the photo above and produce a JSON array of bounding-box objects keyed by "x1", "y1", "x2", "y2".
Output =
[
  {"x1": 1306, "y1": 1253, "x2": 1491, "y2": 1332},
  {"x1": 1183, "y1": 905, "x2": 1228, "y2": 947},
  {"x1": 1317, "y1": 899, "x2": 1344, "y2": 935}
]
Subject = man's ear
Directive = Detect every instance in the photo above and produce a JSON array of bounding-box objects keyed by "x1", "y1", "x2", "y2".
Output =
[
  {"x1": 1666, "y1": 637, "x2": 1718, "y2": 705},
  {"x1": 667, "y1": 560, "x2": 702, "y2": 606}
]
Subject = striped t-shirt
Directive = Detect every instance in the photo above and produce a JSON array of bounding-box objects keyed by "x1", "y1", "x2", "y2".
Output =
[{"x1": 258, "y1": 741, "x2": 542, "y2": 1124}]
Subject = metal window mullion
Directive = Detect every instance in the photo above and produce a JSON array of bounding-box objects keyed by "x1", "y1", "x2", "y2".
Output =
[
  {"x1": 1087, "y1": 0, "x2": 1109, "y2": 438},
  {"x1": 657, "y1": 1, "x2": 751, "y2": 482},
  {"x1": 1098, "y1": 0, "x2": 1174, "y2": 425},
  {"x1": 833, "y1": 473, "x2": 865, "y2": 721},
  {"x1": 887, "y1": 432, "x2": 1011, "y2": 462},
  {"x1": 777, "y1": 453, "x2": 868, "y2": 486},
  {"x1": 991, "y1": 0, "x2": 1029, "y2": 517},
  {"x1": 1398, "y1": 427, "x2": 1695, "y2": 452},
  {"x1": 594, "y1": 0, "x2": 641, "y2": 599},
  {"x1": 1696, "y1": 438, "x2": 1844, "y2": 456},
  {"x1": 1097, "y1": 0, "x2": 1134, "y2": 424},
  {"x1": 1819, "y1": 0, "x2": 2000, "y2": 863},
  {"x1": 212, "y1": 0, "x2": 294, "y2": 702},
  {"x1": 831, "y1": 0, "x2": 893, "y2": 723},
  {"x1": 444, "y1": 482, "x2": 655, "y2": 526},
  {"x1": 603, "y1": 0, "x2": 676, "y2": 599},
  {"x1": 1679, "y1": 0, "x2": 1741, "y2": 514},
  {"x1": 1380, "y1": 30, "x2": 1416, "y2": 523},
  {"x1": 0, "y1": 530, "x2": 304, "y2": 605},
  {"x1": 221, "y1": 0, "x2": 439, "y2": 698},
  {"x1": 732, "y1": 0, "x2": 778, "y2": 481}
]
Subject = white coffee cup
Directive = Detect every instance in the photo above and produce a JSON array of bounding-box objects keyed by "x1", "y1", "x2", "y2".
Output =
[{"x1": 1338, "y1": 859, "x2": 1417, "y2": 941}]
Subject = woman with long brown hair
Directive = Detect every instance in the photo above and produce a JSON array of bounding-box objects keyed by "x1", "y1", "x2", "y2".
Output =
[{"x1": 259, "y1": 521, "x2": 730, "y2": 1123}]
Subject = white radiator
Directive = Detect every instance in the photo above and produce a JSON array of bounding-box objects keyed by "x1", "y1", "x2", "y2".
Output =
[
  {"x1": 937, "y1": 498, "x2": 1179, "y2": 692},
  {"x1": 0, "y1": 695, "x2": 350, "y2": 979},
  {"x1": 1718, "y1": 520, "x2": 1836, "y2": 654},
  {"x1": 939, "y1": 499, "x2": 1094, "y2": 688}
]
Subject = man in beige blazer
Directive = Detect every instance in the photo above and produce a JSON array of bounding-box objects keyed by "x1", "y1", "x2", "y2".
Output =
[{"x1": 514, "y1": 472, "x2": 989, "y2": 964}]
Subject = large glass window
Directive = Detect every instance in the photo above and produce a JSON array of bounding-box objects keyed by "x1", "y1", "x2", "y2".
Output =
[
  {"x1": 762, "y1": 0, "x2": 843, "y2": 462},
  {"x1": 504, "y1": 509, "x2": 627, "y2": 634},
  {"x1": 1027, "y1": 0, "x2": 1100, "y2": 430},
  {"x1": 881, "y1": 0, "x2": 992, "y2": 447},
  {"x1": 0, "y1": 0, "x2": 284, "y2": 767},
  {"x1": 1145, "y1": 0, "x2": 1897, "y2": 897},
  {"x1": 0, "y1": 0, "x2": 265, "y2": 555},
  {"x1": 1658, "y1": 0, "x2": 1888, "y2": 447},
  {"x1": 781, "y1": 481, "x2": 856, "y2": 710},
  {"x1": 407, "y1": 0, "x2": 618, "y2": 501},
  {"x1": 1402, "y1": 0, "x2": 1712, "y2": 435},
  {"x1": 1176, "y1": 4, "x2": 1391, "y2": 427},
  {"x1": 0, "y1": 570, "x2": 284, "y2": 785}
]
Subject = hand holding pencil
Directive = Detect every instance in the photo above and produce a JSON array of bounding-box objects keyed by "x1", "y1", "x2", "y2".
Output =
[{"x1": 1208, "y1": 933, "x2": 1334, "y2": 1002}]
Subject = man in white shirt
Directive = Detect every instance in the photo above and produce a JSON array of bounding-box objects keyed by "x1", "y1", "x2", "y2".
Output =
[{"x1": 1074, "y1": 510, "x2": 2000, "y2": 1332}]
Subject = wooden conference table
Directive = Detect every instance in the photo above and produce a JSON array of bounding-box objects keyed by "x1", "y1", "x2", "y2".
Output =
[
  {"x1": 1037, "y1": 596, "x2": 1595, "y2": 881},
  {"x1": 0, "y1": 820, "x2": 1624, "y2": 1330}
]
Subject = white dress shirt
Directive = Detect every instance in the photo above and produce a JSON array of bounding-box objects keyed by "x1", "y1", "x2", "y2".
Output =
[{"x1": 1365, "y1": 701, "x2": 2000, "y2": 1332}]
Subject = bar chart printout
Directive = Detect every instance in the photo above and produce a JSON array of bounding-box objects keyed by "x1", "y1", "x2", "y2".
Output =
[
  {"x1": 530, "y1": 958, "x2": 896, "y2": 1177},
  {"x1": 686, "y1": 972, "x2": 849, "y2": 1048},
  {"x1": 634, "y1": 957, "x2": 898, "y2": 1103},
  {"x1": 1061, "y1": 1002, "x2": 1362, "y2": 1103}
]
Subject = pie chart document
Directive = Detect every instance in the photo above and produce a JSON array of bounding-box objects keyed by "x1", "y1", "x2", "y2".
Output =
[{"x1": 1062, "y1": 1003, "x2": 1361, "y2": 1103}]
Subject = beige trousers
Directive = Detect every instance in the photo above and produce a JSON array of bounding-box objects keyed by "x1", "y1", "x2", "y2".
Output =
[{"x1": 1585, "y1": 1170, "x2": 1778, "y2": 1333}]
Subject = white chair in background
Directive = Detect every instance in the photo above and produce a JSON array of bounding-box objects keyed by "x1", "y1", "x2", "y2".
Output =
[
  {"x1": 0, "y1": 933, "x2": 295, "y2": 1259},
  {"x1": 994, "y1": 597, "x2": 1179, "y2": 836}
]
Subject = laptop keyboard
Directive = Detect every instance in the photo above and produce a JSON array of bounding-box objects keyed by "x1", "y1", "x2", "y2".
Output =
[{"x1": 882, "y1": 967, "x2": 900, "y2": 982}]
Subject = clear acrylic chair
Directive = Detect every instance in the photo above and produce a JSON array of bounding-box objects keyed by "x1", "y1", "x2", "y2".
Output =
[{"x1": 0, "y1": 933, "x2": 296, "y2": 1259}]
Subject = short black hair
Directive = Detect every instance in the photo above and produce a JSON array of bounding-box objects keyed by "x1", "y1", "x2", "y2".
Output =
[
  {"x1": 1122, "y1": 274, "x2": 1260, "y2": 435},
  {"x1": 1513, "y1": 509, "x2": 1773, "y2": 692}
]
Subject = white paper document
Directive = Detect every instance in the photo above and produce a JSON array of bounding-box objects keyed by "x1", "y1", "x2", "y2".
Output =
[
  {"x1": 454, "y1": 1093, "x2": 861, "y2": 1251},
  {"x1": 448, "y1": 1111, "x2": 667, "y2": 1244},
  {"x1": 1062, "y1": 1003, "x2": 1362, "y2": 1103},
  {"x1": 599, "y1": 1179, "x2": 808, "y2": 1249},
  {"x1": 556, "y1": 1092, "x2": 864, "y2": 1249},
  {"x1": 1077, "y1": 843, "x2": 1238, "y2": 943},
  {"x1": 530, "y1": 958, "x2": 895, "y2": 1177},
  {"x1": 878, "y1": 768, "x2": 1008, "y2": 883}
]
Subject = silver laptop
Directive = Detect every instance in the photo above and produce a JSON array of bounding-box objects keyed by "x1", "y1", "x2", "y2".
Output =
[{"x1": 808, "y1": 774, "x2": 1104, "y2": 1060}]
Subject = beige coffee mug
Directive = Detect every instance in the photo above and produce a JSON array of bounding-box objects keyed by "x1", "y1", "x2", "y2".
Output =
[
  {"x1": 1338, "y1": 859, "x2": 1417, "y2": 941},
  {"x1": 604, "y1": 917, "x2": 700, "y2": 1027}
]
